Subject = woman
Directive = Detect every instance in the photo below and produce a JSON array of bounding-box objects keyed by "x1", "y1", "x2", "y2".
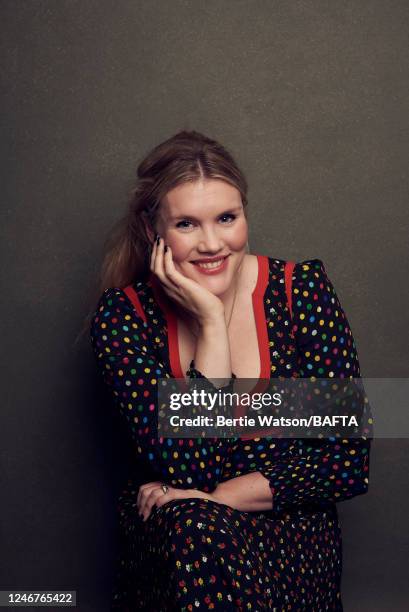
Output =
[{"x1": 90, "y1": 130, "x2": 370, "y2": 611}]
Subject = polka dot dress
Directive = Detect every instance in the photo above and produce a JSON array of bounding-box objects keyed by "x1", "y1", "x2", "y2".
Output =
[{"x1": 90, "y1": 257, "x2": 370, "y2": 611}]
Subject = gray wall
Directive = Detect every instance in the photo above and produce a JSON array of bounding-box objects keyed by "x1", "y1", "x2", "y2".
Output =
[{"x1": 1, "y1": 1, "x2": 408, "y2": 610}]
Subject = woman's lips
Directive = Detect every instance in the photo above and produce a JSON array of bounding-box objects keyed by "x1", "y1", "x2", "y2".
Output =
[{"x1": 191, "y1": 255, "x2": 230, "y2": 275}]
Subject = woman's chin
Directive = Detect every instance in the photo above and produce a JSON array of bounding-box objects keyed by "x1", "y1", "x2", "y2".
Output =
[{"x1": 194, "y1": 275, "x2": 232, "y2": 296}]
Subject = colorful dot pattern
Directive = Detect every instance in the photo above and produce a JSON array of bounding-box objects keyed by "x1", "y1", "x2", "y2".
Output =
[{"x1": 90, "y1": 257, "x2": 370, "y2": 610}]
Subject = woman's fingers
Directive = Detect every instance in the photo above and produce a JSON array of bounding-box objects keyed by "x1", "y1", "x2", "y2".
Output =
[
  {"x1": 137, "y1": 481, "x2": 163, "y2": 508},
  {"x1": 140, "y1": 485, "x2": 171, "y2": 521},
  {"x1": 137, "y1": 482, "x2": 154, "y2": 509},
  {"x1": 152, "y1": 238, "x2": 180, "y2": 292},
  {"x1": 163, "y1": 246, "x2": 202, "y2": 291},
  {"x1": 151, "y1": 236, "x2": 197, "y2": 294},
  {"x1": 150, "y1": 236, "x2": 224, "y2": 321},
  {"x1": 138, "y1": 486, "x2": 217, "y2": 522},
  {"x1": 163, "y1": 245, "x2": 184, "y2": 285}
]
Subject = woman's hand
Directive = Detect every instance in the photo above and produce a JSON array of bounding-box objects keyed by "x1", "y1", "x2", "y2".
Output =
[
  {"x1": 150, "y1": 236, "x2": 225, "y2": 327},
  {"x1": 137, "y1": 481, "x2": 219, "y2": 522}
]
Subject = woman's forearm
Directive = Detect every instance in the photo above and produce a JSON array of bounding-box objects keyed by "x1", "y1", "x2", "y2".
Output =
[{"x1": 212, "y1": 470, "x2": 274, "y2": 512}]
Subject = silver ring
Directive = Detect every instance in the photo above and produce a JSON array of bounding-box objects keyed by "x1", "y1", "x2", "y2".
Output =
[{"x1": 161, "y1": 484, "x2": 169, "y2": 495}]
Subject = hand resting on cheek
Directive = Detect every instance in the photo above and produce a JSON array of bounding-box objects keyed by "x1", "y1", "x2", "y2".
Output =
[{"x1": 150, "y1": 235, "x2": 226, "y2": 327}]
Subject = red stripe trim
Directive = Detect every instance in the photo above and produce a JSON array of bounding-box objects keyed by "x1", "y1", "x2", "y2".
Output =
[
  {"x1": 166, "y1": 309, "x2": 185, "y2": 380},
  {"x1": 149, "y1": 275, "x2": 185, "y2": 380},
  {"x1": 123, "y1": 285, "x2": 147, "y2": 323},
  {"x1": 284, "y1": 261, "x2": 296, "y2": 320},
  {"x1": 253, "y1": 254, "x2": 271, "y2": 379}
]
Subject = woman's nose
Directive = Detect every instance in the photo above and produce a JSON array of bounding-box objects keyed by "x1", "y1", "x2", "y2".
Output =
[{"x1": 197, "y1": 228, "x2": 224, "y2": 252}]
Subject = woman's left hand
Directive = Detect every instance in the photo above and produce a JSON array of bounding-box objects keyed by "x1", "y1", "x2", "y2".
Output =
[{"x1": 137, "y1": 481, "x2": 218, "y2": 522}]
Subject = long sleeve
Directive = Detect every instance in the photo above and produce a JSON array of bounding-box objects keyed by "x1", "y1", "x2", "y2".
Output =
[
  {"x1": 90, "y1": 288, "x2": 169, "y2": 469},
  {"x1": 260, "y1": 259, "x2": 371, "y2": 512},
  {"x1": 90, "y1": 287, "x2": 228, "y2": 492}
]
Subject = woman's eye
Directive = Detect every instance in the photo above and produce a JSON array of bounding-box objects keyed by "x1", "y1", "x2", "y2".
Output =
[
  {"x1": 175, "y1": 220, "x2": 193, "y2": 229},
  {"x1": 219, "y1": 213, "x2": 236, "y2": 223},
  {"x1": 175, "y1": 214, "x2": 236, "y2": 229}
]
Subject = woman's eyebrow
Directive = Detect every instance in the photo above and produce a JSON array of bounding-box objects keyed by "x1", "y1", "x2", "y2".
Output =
[{"x1": 170, "y1": 206, "x2": 242, "y2": 221}]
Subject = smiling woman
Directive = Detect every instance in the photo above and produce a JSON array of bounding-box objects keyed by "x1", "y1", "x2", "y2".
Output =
[
  {"x1": 89, "y1": 130, "x2": 370, "y2": 611},
  {"x1": 156, "y1": 179, "x2": 248, "y2": 290}
]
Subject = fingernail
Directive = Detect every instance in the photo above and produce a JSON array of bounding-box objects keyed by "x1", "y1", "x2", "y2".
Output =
[
  {"x1": 156, "y1": 236, "x2": 160, "y2": 245},
  {"x1": 164, "y1": 245, "x2": 168, "y2": 253}
]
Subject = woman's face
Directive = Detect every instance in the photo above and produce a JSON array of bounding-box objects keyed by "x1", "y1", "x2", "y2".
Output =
[{"x1": 155, "y1": 179, "x2": 248, "y2": 297}]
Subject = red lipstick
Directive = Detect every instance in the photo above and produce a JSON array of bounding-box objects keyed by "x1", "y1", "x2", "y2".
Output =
[{"x1": 191, "y1": 254, "x2": 230, "y2": 275}]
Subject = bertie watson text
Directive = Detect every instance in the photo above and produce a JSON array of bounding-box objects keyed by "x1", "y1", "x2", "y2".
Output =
[{"x1": 166, "y1": 388, "x2": 360, "y2": 430}]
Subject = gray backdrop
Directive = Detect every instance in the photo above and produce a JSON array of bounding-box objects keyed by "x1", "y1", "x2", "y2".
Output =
[{"x1": 1, "y1": 1, "x2": 408, "y2": 610}]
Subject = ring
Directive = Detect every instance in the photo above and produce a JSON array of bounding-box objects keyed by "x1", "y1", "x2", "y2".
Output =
[{"x1": 161, "y1": 484, "x2": 169, "y2": 495}]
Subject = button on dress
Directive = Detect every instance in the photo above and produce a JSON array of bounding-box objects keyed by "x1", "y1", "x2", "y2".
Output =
[{"x1": 90, "y1": 256, "x2": 371, "y2": 611}]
